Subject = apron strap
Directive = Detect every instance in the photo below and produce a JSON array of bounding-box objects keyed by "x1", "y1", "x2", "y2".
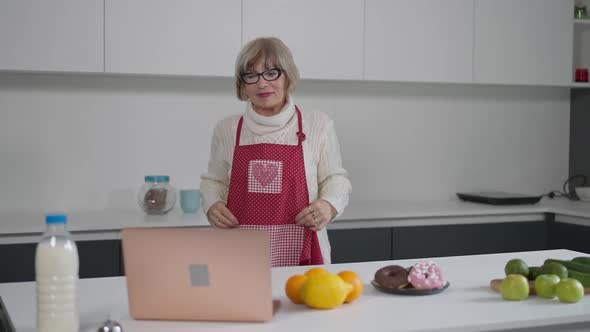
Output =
[
  {"x1": 295, "y1": 106, "x2": 306, "y2": 146},
  {"x1": 235, "y1": 106, "x2": 306, "y2": 147},
  {"x1": 236, "y1": 116, "x2": 244, "y2": 146}
]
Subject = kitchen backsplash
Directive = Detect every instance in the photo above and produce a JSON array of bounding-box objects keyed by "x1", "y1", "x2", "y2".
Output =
[{"x1": 0, "y1": 72, "x2": 570, "y2": 212}]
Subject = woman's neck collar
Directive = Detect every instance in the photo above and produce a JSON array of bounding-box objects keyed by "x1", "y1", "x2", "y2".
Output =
[
  {"x1": 252, "y1": 101, "x2": 286, "y2": 116},
  {"x1": 244, "y1": 96, "x2": 296, "y2": 134}
]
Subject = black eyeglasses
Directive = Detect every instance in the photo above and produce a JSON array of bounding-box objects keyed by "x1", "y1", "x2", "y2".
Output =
[{"x1": 240, "y1": 68, "x2": 283, "y2": 84}]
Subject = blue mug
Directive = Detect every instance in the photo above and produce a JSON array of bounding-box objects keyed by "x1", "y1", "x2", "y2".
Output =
[{"x1": 180, "y1": 189, "x2": 201, "y2": 213}]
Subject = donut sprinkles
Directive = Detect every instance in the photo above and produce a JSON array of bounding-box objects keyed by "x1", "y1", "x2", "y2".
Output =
[{"x1": 408, "y1": 261, "x2": 446, "y2": 290}]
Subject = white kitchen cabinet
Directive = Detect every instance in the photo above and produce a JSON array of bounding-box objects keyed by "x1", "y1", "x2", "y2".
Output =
[
  {"x1": 105, "y1": 0, "x2": 241, "y2": 77},
  {"x1": 474, "y1": 0, "x2": 573, "y2": 86},
  {"x1": 365, "y1": 0, "x2": 474, "y2": 83},
  {"x1": 243, "y1": 0, "x2": 363, "y2": 80},
  {"x1": 0, "y1": 0, "x2": 103, "y2": 72}
]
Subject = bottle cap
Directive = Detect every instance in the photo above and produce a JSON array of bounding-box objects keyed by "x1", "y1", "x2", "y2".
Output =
[
  {"x1": 144, "y1": 175, "x2": 170, "y2": 183},
  {"x1": 45, "y1": 214, "x2": 67, "y2": 224}
]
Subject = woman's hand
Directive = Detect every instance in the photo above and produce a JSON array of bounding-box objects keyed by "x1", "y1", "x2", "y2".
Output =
[
  {"x1": 207, "y1": 201, "x2": 239, "y2": 228},
  {"x1": 295, "y1": 199, "x2": 337, "y2": 231}
]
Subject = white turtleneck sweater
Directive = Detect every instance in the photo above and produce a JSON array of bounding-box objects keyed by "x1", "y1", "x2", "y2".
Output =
[{"x1": 200, "y1": 96, "x2": 352, "y2": 263}]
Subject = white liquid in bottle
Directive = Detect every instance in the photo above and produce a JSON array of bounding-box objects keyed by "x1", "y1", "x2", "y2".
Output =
[{"x1": 35, "y1": 214, "x2": 79, "y2": 332}]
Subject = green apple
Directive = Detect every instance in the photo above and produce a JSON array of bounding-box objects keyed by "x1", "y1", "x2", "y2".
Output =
[
  {"x1": 501, "y1": 274, "x2": 530, "y2": 301},
  {"x1": 556, "y1": 278, "x2": 584, "y2": 303},
  {"x1": 535, "y1": 274, "x2": 560, "y2": 299}
]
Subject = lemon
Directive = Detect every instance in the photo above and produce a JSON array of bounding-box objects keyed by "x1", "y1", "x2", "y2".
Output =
[{"x1": 301, "y1": 273, "x2": 353, "y2": 309}]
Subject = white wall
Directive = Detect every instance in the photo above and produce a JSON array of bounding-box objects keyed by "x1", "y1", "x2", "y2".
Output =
[{"x1": 0, "y1": 73, "x2": 570, "y2": 213}]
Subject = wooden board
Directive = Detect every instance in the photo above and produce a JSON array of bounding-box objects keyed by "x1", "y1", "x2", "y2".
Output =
[{"x1": 490, "y1": 279, "x2": 590, "y2": 295}]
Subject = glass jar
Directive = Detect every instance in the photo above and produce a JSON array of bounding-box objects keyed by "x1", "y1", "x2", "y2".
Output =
[{"x1": 138, "y1": 175, "x2": 176, "y2": 215}]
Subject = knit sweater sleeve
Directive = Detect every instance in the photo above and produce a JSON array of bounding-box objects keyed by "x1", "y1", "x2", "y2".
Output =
[
  {"x1": 199, "y1": 119, "x2": 233, "y2": 214},
  {"x1": 317, "y1": 118, "x2": 352, "y2": 218}
]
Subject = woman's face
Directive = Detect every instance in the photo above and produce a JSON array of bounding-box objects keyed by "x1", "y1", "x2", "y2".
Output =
[{"x1": 243, "y1": 58, "x2": 288, "y2": 116}]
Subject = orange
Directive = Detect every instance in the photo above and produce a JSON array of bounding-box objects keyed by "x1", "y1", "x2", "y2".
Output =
[
  {"x1": 338, "y1": 271, "x2": 364, "y2": 303},
  {"x1": 305, "y1": 267, "x2": 328, "y2": 278},
  {"x1": 285, "y1": 274, "x2": 308, "y2": 304}
]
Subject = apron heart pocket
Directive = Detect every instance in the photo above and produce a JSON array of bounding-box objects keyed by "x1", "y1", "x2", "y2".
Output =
[{"x1": 252, "y1": 162, "x2": 279, "y2": 187}]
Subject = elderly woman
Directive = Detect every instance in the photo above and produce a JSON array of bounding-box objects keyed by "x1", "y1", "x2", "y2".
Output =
[{"x1": 200, "y1": 37, "x2": 351, "y2": 267}]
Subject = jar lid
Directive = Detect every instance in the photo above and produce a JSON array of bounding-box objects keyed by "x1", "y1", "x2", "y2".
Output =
[
  {"x1": 145, "y1": 175, "x2": 170, "y2": 183},
  {"x1": 46, "y1": 214, "x2": 67, "y2": 224}
]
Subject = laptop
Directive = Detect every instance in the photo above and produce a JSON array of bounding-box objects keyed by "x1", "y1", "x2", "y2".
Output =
[{"x1": 121, "y1": 227, "x2": 273, "y2": 322}]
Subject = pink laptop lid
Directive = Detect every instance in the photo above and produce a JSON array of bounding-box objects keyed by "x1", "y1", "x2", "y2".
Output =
[{"x1": 121, "y1": 227, "x2": 273, "y2": 322}]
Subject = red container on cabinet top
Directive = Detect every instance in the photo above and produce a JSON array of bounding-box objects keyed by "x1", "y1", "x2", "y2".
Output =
[{"x1": 575, "y1": 68, "x2": 589, "y2": 82}]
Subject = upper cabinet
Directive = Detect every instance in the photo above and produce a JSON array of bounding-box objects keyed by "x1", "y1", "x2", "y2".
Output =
[
  {"x1": 243, "y1": 0, "x2": 364, "y2": 80},
  {"x1": 0, "y1": 0, "x2": 103, "y2": 72},
  {"x1": 365, "y1": 0, "x2": 474, "y2": 83},
  {"x1": 474, "y1": 0, "x2": 573, "y2": 86},
  {"x1": 105, "y1": 0, "x2": 241, "y2": 77},
  {"x1": 0, "y1": 1, "x2": 578, "y2": 87}
]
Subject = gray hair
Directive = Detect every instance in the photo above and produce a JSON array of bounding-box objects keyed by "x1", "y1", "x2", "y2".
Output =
[{"x1": 235, "y1": 37, "x2": 300, "y2": 101}]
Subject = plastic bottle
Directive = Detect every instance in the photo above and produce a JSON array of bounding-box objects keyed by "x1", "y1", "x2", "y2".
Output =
[{"x1": 35, "y1": 214, "x2": 79, "y2": 332}]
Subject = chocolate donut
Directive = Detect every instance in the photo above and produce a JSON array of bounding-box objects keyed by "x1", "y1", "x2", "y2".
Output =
[{"x1": 374, "y1": 265, "x2": 409, "y2": 289}]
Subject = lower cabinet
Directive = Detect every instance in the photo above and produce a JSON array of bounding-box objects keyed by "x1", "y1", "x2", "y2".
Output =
[
  {"x1": 391, "y1": 221, "x2": 548, "y2": 259},
  {"x1": 328, "y1": 228, "x2": 392, "y2": 263},
  {"x1": 0, "y1": 240, "x2": 122, "y2": 283},
  {"x1": 328, "y1": 221, "x2": 548, "y2": 263},
  {"x1": 78, "y1": 240, "x2": 122, "y2": 279},
  {"x1": 0, "y1": 243, "x2": 36, "y2": 283},
  {"x1": 1, "y1": 218, "x2": 588, "y2": 282},
  {"x1": 549, "y1": 222, "x2": 590, "y2": 254}
]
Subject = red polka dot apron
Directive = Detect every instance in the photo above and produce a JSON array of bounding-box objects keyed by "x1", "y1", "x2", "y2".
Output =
[{"x1": 226, "y1": 107, "x2": 324, "y2": 267}]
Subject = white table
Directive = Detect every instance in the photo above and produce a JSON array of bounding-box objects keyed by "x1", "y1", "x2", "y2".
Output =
[{"x1": 1, "y1": 249, "x2": 590, "y2": 332}]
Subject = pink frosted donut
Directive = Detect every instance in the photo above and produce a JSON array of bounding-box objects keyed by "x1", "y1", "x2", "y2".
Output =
[{"x1": 408, "y1": 261, "x2": 446, "y2": 290}]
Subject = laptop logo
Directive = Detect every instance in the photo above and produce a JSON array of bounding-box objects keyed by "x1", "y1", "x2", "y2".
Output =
[{"x1": 189, "y1": 264, "x2": 210, "y2": 287}]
